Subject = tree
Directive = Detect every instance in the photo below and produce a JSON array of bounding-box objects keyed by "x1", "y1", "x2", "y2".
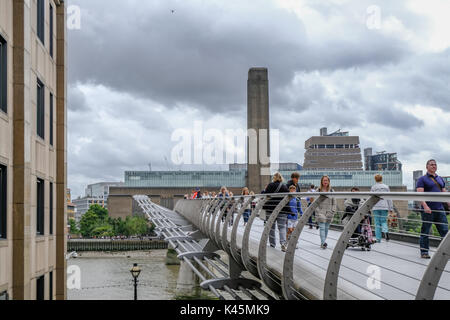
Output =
[
  {"x1": 68, "y1": 218, "x2": 79, "y2": 235},
  {"x1": 79, "y1": 204, "x2": 109, "y2": 237}
]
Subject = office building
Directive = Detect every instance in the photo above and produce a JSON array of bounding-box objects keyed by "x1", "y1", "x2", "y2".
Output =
[
  {"x1": 364, "y1": 148, "x2": 402, "y2": 171},
  {"x1": 0, "y1": 0, "x2": 67, "y2": 300},
  {"x1": 72, "y1": 197, "x2": 106, "y2": 223},
  {"x1": 303, "y1": 128, "x2": 363, "y2": 170}
]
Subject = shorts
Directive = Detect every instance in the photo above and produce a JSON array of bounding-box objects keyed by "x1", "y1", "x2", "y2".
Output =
[{"x1": 287, "y1": 220, "x2": 298, "y2": 229}]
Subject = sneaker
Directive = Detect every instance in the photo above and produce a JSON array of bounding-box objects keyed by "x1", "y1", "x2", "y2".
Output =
[
  {"x1": 281, "y1": 244, "x2": 287, "y2": 252},
  {"x1": 323, "y1": 243, "x2": 328, "y2": 248},
  {"x1": 421, "y1": 254, "x2": 431, "y2": 259},
  {"x1": 320, "y1": 244, "x2": 326, "y2": 249},
  {"x1": 385, "y1": 233, "x2": 390, "y2": 242}
]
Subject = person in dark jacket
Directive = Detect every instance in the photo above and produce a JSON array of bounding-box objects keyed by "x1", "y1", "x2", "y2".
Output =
[{"x1": 264, "y1": 172, "x2": 289, "y2": 252}]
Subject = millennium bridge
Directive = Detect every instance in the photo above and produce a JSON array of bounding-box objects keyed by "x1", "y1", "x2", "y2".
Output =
[{"x1": 133, "y1": 192, "x2": 450, "y2": 300}]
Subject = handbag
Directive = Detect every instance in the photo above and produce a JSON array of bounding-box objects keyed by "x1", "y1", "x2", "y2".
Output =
[{"x1": 429, "y1": 176, "x2": 450, "y2": 215}]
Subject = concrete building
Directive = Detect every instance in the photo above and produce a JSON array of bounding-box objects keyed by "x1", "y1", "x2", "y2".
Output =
[
  {"x1": 0, "y1": 0, "x2": 67, "y2": 300},
  {"x1": 72, "y1": 197, "x2": 106, "y2": 223},
  {"x1": 303, "y1": 128, "x2": 363, "y2": 170},
  {"x1": 247, "y1": 68, "x2": 271, "y2": 194},
  {"x1": 85, "y1": 181, "x2": 124, "y2": 199},
  {"x1": 364, "y1": 148, "x2": 402, "y2": 171}
]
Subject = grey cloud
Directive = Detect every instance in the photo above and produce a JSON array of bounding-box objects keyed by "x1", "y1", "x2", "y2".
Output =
[
  {"x1": 68, "y1": 0, "x2": 416, "y2": 114},
  {"x1": 371, "y1": 106, "x2": 424, "y2": 129}
]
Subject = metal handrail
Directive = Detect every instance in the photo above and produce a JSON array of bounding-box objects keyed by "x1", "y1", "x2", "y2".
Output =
[{"x1": 177, "y1": 191, "x2": 450, "y2": 300}]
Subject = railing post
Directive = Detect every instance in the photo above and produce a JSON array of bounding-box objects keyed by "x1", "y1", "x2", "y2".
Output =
[
  {"x1": 256, "y1": 195, "x2": 290, "y2": 296},
  {"x1": 416, "y1": 231, "x2": 450, "y2": 300},
  {"x1": 230, "y1": 197, "x2": 254, "y2": 267},
  {"x1": 282, "y1": 195, "x2": 328, "y2": 299},
  {"x1": 241, "y1": 196, "x2": 268, "y2": 279},
  {"x1": 221, "y1": 199, "x2": 239, "y2": 254},
  {"x1": 323, "y1": 195, "x2": 379, "y2": 300}
]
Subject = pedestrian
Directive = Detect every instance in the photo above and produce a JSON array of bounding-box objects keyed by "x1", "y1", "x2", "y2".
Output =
[
  {"x1": 371, "y1": 174, "x2": 393, "y2": 243},
  {"x1": 315, "y1": 176, "x2": 336, "y2": 249},
  {"x1": 218, "y1": 186, "x2": 230, "y2": 222},
  {"x1": 416, "y1": 159, "x2": 450, "y2": 259},
  {"x1": 287, "y1": 185, "x2": 299, "y2": 245},
  {"x1": 242, "y1": 187, "x2": 251, "y2": 226},
  {"x1": 263, "y1": 172, "x2": 289, "y2": 252},
  {"x1": 306, "y1": 184, "x2": 318, "y2": 229},
  {"x1": 286, "y1": 172, "x2": 303, "y2": 218}
]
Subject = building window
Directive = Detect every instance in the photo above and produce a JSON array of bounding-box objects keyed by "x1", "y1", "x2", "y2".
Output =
[
  {"x1": 0, "y1": 35, "x2": 6, "y2": 114},
  {"x1": 49, "y1": 93, "x2": 53, "y2": 146},
  {"x1": 326, "y1": 145, "x2": 335, "y2": 149},
  {"x1": 36, "y1": 275, "x2": 45, "y2": 300},
  {"x1": 49, "y1": 182, "x2": 53, "y2": 235},
  {"x1": 37, "y1": 178, "x2": 44, "y2": 235},
  {"x1": 49, "y1": 4, "x2": 54, "y2": 57},
  {"x1": 49, "y1": 271, "x2": 53, "y2": 300},
  {"x1": 37, "y1": 0, "x2": 45, "y2": 45},
  {"x1": 37, "y1": 79, "x2": 45, "y2": 139},
  {"x1": 0, "y1": 164, "x2": 6, "y2": 239}
]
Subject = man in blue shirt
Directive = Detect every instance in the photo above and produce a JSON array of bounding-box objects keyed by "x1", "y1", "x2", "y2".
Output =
[{"x1": 416, "y1": 159, "x2": 450, "y2": 259}]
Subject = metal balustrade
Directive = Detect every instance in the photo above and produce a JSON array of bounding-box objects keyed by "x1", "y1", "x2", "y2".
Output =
[
  {"x1": 171, "y1": 192, "x2": 450, "y2": 300},
  {"x1": 133, "y1": 195, "x2": 275, "y2": 301}
]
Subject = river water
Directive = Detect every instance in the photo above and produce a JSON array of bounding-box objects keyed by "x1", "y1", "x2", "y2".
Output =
[{"x1": 68, "y1": 250, "x2": 181, "y2": 300}]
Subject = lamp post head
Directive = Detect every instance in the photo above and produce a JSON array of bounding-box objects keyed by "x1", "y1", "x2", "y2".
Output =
[{"x1": 130, "y1": 263, "x2": 141, "y2": 279}]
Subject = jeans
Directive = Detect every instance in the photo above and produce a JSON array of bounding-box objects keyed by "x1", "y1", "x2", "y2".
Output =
[
  {"x1": 243, "y1": 209, "x2": 251, "y2": 223},
  {"x1": 373, "y1": 210, "x2": 389, "y2": 242},
  {"x1": 420, "y1": 211, "x2": 449, "y2": 254},
  {"x1": 307, "y1": 203, "x2": 316, "y2": 227},
  {"x1": 319, "y1": 222, "x2": 330, "y2": 245},
  {"x1": 269, "y1": 214, "x2": 288, "y2": 247}
]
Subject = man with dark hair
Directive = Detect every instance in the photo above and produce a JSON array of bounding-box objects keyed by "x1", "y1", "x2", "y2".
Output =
[{"x1": 416, "y1": 159, "x2": 450, "y2": 259}]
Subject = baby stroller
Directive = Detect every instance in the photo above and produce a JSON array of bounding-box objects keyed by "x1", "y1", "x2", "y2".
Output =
[{"x1": 342, "y1": 200, "x2": 374, "y2": 251}]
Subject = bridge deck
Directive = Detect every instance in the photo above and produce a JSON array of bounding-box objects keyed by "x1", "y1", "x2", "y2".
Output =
[{"x1": 228, "y1": 218, "x2": 450, "y2": 300}]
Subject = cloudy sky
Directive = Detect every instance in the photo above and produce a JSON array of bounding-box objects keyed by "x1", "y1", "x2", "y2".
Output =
[{"x1": 67, "y1": 0, "x2": 450, "y2": 198}]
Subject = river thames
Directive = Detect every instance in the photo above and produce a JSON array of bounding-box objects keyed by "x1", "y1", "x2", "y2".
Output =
[{"x1": 67, "y1": 250, "x2": 181, "y2": 300}]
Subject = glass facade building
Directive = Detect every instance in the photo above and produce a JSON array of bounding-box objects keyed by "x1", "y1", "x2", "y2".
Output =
[
  {"x1": 125, "y1": 171, "x2": 247, "y2": 188},
  {"x1": 125, "y1": 169, "x2": 403, "y2": 189},
  {"x1": 279, "y1": 170, "x2": 403, "y2": 188}
]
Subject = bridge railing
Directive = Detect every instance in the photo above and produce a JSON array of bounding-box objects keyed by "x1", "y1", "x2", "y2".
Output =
[{"x1": 175, "y1": 192, "x2": 450, "y2": 300}]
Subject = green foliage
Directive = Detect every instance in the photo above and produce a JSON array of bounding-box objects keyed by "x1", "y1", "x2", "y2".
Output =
[
  {"x1": 404, "y1": 211, "x2": 450, "y2": 237},
  {"x1": 78, "y1": 205, "x2": 152, "y2": 238},
  {"x1": 68, "y1": 218, "x2": 79, "y2": 235}
]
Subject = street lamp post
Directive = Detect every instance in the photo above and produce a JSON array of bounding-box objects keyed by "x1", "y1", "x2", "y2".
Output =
[{"x1": 130, "y1": 263, "x2": 141, "y2": 300}]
